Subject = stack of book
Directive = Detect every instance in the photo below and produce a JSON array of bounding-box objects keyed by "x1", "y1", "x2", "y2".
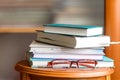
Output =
[{"x1": 26, "y1": 24, "x2": 114, "y2": 68}]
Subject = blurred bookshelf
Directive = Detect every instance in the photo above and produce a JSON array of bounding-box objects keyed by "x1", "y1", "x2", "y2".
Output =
[{"x1": 0, "y1": 0, "x2": 104, "y2": 33}]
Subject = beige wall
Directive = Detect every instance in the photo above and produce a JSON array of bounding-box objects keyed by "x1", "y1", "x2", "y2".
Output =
[{"x1": 0, "y1": 33, "x2": 36, "y2": 80}]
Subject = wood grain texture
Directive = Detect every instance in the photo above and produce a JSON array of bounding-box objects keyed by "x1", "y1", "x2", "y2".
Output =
[
  {"x1": 0, "y1": 26, "x2": 44, "y2": 33},
  {"x1": 15, "y1": 60, "x2": 114, "y2": 80},
  {"x1": 105, "y1": 0, "x2": 120, "y2": 80}
]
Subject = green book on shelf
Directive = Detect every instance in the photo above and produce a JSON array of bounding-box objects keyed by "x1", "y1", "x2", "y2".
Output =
[{"x1": 43, "y1": 24, "x2": 103, "y2": 36}]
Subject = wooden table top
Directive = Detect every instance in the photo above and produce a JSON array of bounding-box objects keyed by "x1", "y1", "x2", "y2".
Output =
[{"x1": 15, "y1": 60, "x2": 114, "y2": 78}]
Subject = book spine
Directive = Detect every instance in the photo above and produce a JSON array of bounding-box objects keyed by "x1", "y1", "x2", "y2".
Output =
[
  {"x1": 29, "y1": 53, "x2": 104, "y2": 60},
  {"x1": 29, "y1": 47, "x2": 105, "y2": 55},
  {"x1": 30, "y1": 60, "x2": 114, "y2": 68}
]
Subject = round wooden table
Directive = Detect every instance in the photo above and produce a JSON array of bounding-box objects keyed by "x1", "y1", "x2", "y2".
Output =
[{"x1": 15, "y1": 60, "x2": 114, "y2": 80}]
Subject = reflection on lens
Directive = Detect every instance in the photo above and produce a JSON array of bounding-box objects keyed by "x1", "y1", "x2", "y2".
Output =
[{"x1": 53, "y1": 64, "x2": 70, "y2": 69}]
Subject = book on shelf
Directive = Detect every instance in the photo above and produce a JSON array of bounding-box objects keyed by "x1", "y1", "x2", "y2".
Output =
[
  {"x1": 36, "y1": 31, "x2": 110, "y2": 48},
  {"x1": 42, "y1": 24, "x2": 103, "y2": 36},
  {"x1": 26, "y1": 52, "x2": 104, "y2": 60},
  {"x1": 28, "y1": 56, "x2": 114, "y2": 68},
  {"x1": 29, "y1": 41, "x2": 105, "y2": 54}
]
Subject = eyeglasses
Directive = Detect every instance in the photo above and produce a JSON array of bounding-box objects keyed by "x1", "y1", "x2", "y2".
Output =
[{"x1": 47, "y1": 59, "x2": 97, "y2": 70}]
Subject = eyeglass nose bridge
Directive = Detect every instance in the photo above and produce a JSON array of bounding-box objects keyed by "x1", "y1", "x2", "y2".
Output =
[{"x1": 70, "y1": 61, "x2": 79, "y2": 68}]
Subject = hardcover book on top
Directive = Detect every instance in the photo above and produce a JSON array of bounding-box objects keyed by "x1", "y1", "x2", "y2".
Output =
[{"x1": 43, "y1": 24, "x2": 103, "y2": 36}]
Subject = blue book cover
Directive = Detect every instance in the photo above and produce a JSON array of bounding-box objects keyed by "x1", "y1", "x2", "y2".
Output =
[
  {"x1": 29, "y1": 56, "x2": 114, "y2": 68},
  {"x1": 29, "y1": 56, "x2": 113, "y2": 62},
  {"x1": 102, "y1": 56, "x2": 114, "y2": 62},
  {"x1": 29, "y1": 58, "x2": 54, "y2": 61},
  {"x1": 43, "y1": 24, "x2": 102, "y2": 29}
]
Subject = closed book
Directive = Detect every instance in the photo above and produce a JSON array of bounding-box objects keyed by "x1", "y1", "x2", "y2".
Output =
[
  {"x1": 27, "y1": 52, "x2": 104, "y2": 60},
  {"x1": 43, "y1": 24, "x2": 103, "y2": 36},
  {"x1": 36, "y1": 31, "x2": 110, "y2": 48},
  {"x1": 30, "y1": 47, "x2": 105, "y2": 54},
  {"x1": 28, "y1": 56, "x2": 114, "y2": 68},
  {"x1": 29, "y1": 40, "x2": 63, "y2": 48},
  {"x1": 29, "y1": 41, "x2": 105, "y2": 55}
]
